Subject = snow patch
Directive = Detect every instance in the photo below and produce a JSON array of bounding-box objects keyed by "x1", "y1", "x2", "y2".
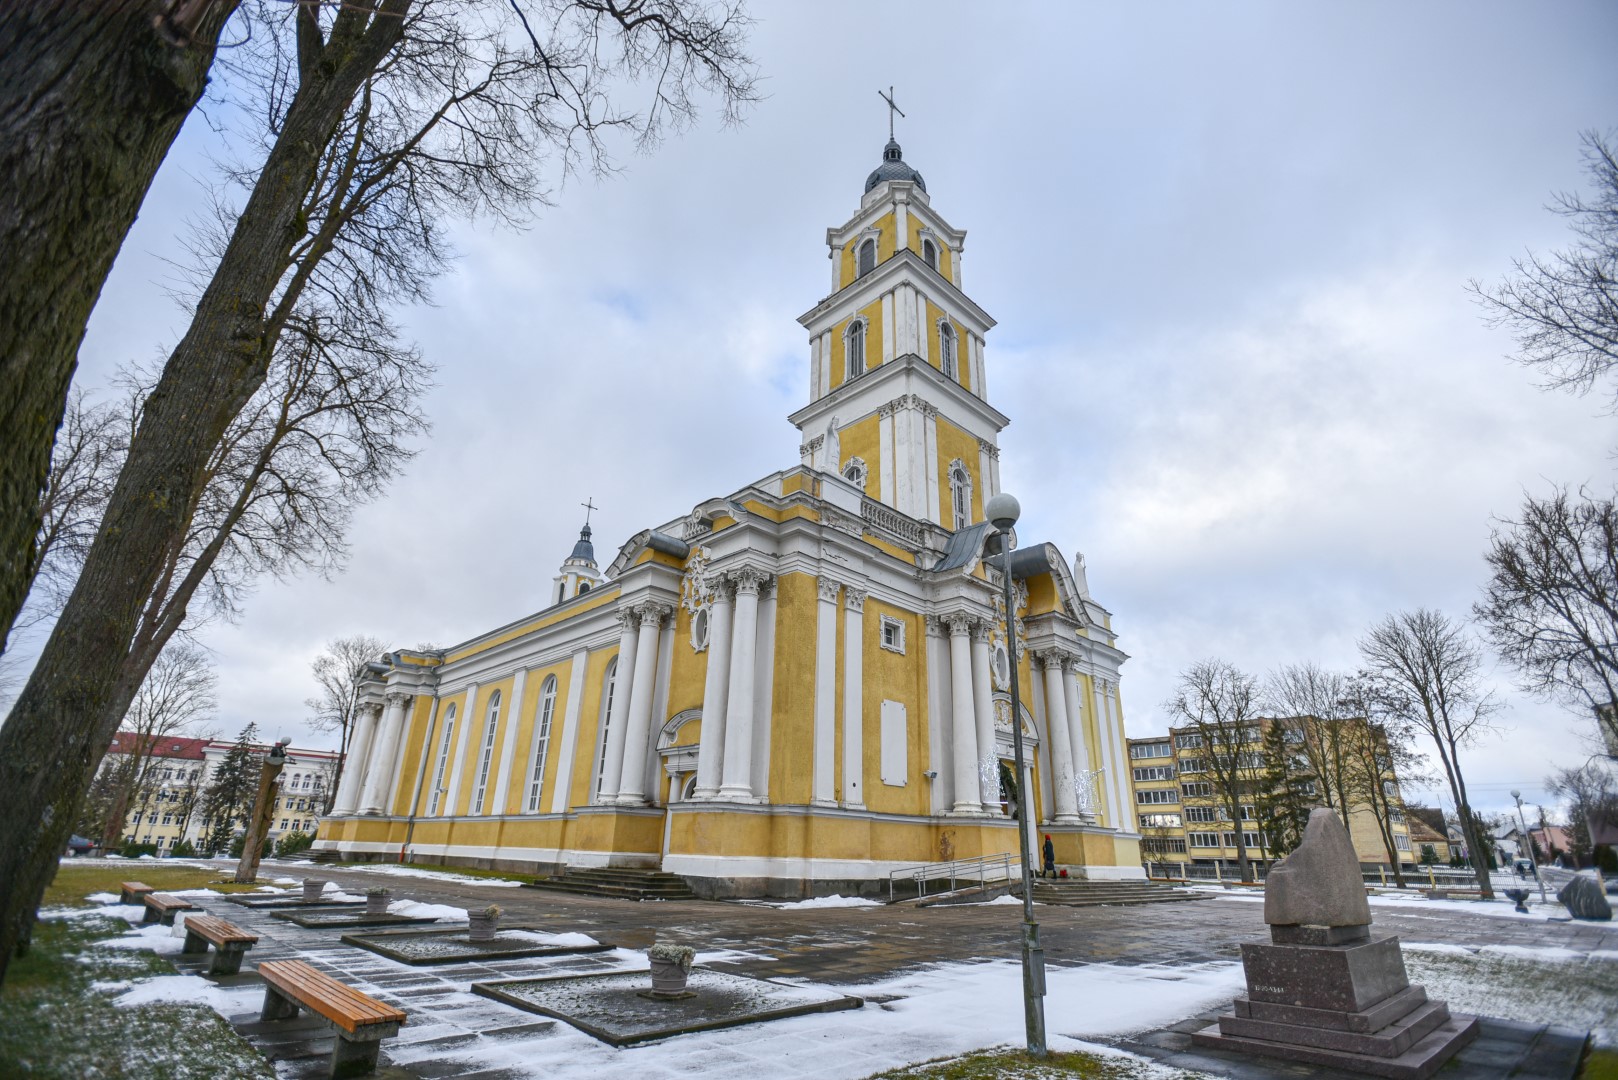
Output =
[
  {"x1": 1479, "y1": 944, "x2": 1585, "y2": 963},
  {"x1": 388, "y1": 900, "x2": 468, "y2": 920},
  {"x1": 501, "y1": 930, "x2": 600, "y2": 948},
  {"x1": 86, "y1": 892, "x2": 120, "y2": 904},
  {"x1": 354, "y1": 864, "x2": 526, "y2": 887},
  {"x1": 99, "y1": 922, "x2": 186, "y2": 956},
  {"x1": 1402, "y1": 942, "x2": 1474, "y2": 957},
  {"x1": 112, "y1": 974, "x2": 263, "y2": 1015},
  {"x1": 771, "y1": 894, "x2": 884, "y2": 910}
]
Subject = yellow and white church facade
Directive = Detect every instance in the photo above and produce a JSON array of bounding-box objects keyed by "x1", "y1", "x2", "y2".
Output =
[{"x1": 316, "y1": 137, "x2": 1144, "y2": 895}]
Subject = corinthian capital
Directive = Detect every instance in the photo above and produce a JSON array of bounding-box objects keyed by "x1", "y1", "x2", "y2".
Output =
[
  {"x1": 631, "y1": 600, "x2": 673, "y2": 626},
  {"x1": 844, "y1": 587, "x2": 868, "y2": 612},
  {"x1": 729, "y1": 567, "x2": 771, "y2": 595},
  {"x1": 385, "y1": 690, "x2": 411, "y2": 709},
  {"x1": 817, "y1": 578, "x2": 842, "y2": 603}
]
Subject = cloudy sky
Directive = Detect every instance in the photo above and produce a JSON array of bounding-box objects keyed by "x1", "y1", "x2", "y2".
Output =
[{"x1": 24, "y1": 1, "x2": 1618, "y2": 821}]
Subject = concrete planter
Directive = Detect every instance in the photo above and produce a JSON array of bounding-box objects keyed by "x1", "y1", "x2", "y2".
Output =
[
  {"x1": 468, "y1": 913, "x2": 500, "y2": 942},
  {"x1": 649, "y1": 958, "x2": 689, "y2": 994},
  {"x1": 365, "y1": 890, "x2": 392, "y2": 916},
  {"x1": 302, "y1": 880, "x2": 328, "y2": 903}
]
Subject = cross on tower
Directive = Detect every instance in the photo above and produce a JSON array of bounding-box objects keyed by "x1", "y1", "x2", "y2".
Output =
[
  {"x1": 878, "y1": 86, "x2": 904, "y2": 139},
  {"x1": 580, "y1": 497, "x2": 597, "y2": 526}
]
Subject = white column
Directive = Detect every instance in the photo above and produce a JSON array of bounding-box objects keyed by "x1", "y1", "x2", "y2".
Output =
[
  {"x1": 923, "y1": 408, "x2": 941, "y2": 525},
  {"x1": 1040, "y1": 655, "x2": 1080, "y2": 823},
  {"x1": 597, "y1": 611, "x2": 640, "y2": 803},
  {"x1": 841, "y1": 587, "x2": 867, "y2": 808},
  {"x1": 969, "y1": 623, "x2": 998, "y2": 809},
  {"x1": 749, "y1": 579, "x2": 777, "y2": 800},
  {"x1": 954, "y1": 241, "x2": 964, "y2": 290},
  {"x1": 718, "y1": 569, "x2": 767, "y2": 801},
  {"x1": 1022, "y1": 759, "x2": 1039, "y2": 854},
  {"x1": 1103, "y1": 681, "x2": 1133, "y2": 830},
  {"x1": 895, "y1": 199, "x2": 909, "y2": 250},
  {"x1": 489, "y1": 669, "x2": 528, "y2": 816},
  {"x1": 947, "y1": 616, "x2": 983, "y2": 815},
  {"x1": 549, "y1": 650, "x2": 590, "y2": 814},
  {"x1": 809, "y1": 336, "x2": 822, "y2": 402},
  {"x1": 334, "y1": 702, "x2": 382, "y2": 815},
  {"x1": 617, "y1": 602, "x2": 669, "y2": 805},
  {"x1": 819, "y1": 332, "x2": 832, "y2": 398},
  {"x1": 693, "y1": 582, "x2": 735, "y2": 799},
  {"x1": 1062, "y1": 667, "x2": 1093, "y2": 822},
  {"x1": 878, "y1": 406, "x2": 895, "y2": 503},
  {"x1": 812, "y1": 579, "x2": 840, "y2": 806},
  {"x1": 830, "y1": 244, "x2": 840, "y2": 292},
  {"x1": 881, "y1": 292, "x2": 895, "y2": 363},
  {"x1": 1090, "y1": 675, "x2": 1114, "y2": 827},
  {"x1": 924, "y1": 616, "x2": 951, "y2": 814},
  {"x1": 917, "y1": 290, "x2": 930, "y2": 366},
  {"x1": 358, "y1": 693, "x2": 409, "y2": 814}
]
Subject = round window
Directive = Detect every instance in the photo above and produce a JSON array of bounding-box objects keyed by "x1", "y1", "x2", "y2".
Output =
[
  {"x1": 991, "y1": 643, "x2": 1011, "y2": 690},
  {"x1": 691, "y1": 607, "x2": 711, "y2": 651}
]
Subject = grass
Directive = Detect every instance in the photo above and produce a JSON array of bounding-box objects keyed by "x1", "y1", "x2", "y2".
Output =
[
  {"x1": 45, "y1": 861, "x2": 275, "y2": 908},
  {"x1": 0, "y1": 914, "x2": 272, "y2": 1079},
  {"x1": 864, "y1": 1049, "x2": 1207, "y2": 1079}
]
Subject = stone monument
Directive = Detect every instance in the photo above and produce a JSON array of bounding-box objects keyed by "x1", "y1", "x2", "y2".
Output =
[{"x1": 1193, "y1": 808, "x2": 1478, "y2": 1079}]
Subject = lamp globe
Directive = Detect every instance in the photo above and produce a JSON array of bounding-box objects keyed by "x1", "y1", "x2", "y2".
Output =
[{"x1": 985, "y1": 492, "x2": 1021, "y2": 533}]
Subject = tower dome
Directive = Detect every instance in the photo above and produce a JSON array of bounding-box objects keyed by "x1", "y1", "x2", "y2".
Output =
[
  {"x1": 864, "y1": 138, "x2": 926, "y2": 193},
  {"x1": 552, "y1": 520, "x2": 602, "y2": 605}
]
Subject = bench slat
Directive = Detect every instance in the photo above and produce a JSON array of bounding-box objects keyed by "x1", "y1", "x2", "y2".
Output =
[
  {"x1": 182, "y1": 915, "x2": 258, "y2": 945},
  {"x1": 145, "y1": 893, "x2": 195, "y2": 910},
  {"x1": 258, "y1": 960, "x2": 406, "y2": 1032}
]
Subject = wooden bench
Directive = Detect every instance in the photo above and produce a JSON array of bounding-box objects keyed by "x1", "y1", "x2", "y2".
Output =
[
  {"x1": 140, "y1": 892, "x2": 196, "y2": 925},
  {"x1": 257, "y1": 959, "x2": 406, "y2": 1078},
  {"x1": 119, "y1": 881, "x2": 153, "y2": 905},
  {"x1": 179, "y1": 914, "x2": 259, "y2": 975}
]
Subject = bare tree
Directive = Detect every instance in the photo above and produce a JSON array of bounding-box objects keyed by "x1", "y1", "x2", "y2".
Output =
[
  {"x1": 0, "y1": 0, "x2": 757, "y2": 980},
  {"x1": 1469, "y1": 131, "x2": 1618, "y2": 413},
  {"x1": 1337, "y1": 683, "x2": 1427, "y2": 889},
  {"x1": 94, "y1": 641, "x2": 218, "y2": 849},
  {"x1": 1547, "y1": 761, "x2": 1617, "y2": 868},
  {"x1": 1267, "y1": 663, "x2": 1360, "y2": 816},
  {"x1": 1359, "y1": 610, "x2": 1500, "y2": 897},
  {"x1": 306, "y1": 634, "x2": 389, "y2": 809},
  {"x1": 1165, "y1": 659, "x2": 1268, "y2": 883},
  {"x1": 0, "y1": 1, "x2": 237, "y2": 659},
  {"x1": 1475, "y1": 487, "x2": 1618, "y2": 752}
]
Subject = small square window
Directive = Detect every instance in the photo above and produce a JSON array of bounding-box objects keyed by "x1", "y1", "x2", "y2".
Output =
[{"x1": 879, "y1": 616, "x2": 906, "y2": 654}]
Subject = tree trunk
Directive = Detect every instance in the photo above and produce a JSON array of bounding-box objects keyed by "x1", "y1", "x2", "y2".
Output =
[
  {"x1": 0, "y1": 2, "x2": 409, "y2": 985},
  {"x1": 0, "y1": 0, "x2": 235, "y2": 657}
]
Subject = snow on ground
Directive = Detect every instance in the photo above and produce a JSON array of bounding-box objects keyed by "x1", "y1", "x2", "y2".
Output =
[
  {"x1": 388, "y1": 899, "x2": 468, "y2": 920},
  {"x1": 1402, "y1": 941, "x2": 1618, "y2": 1045},
  {"x1": 85, "y1": 892, "x2": 120, "y2": 904},
  {"x1": 39, "y1": 903, "x2": 148, "y2": 924},
  {"x1": 99, "y1": 922, "x2": 187, "y2": 956},
  {"x1": 501, "y1": 930, "x2": 600, "y2": 948},
  {"x1": 768, "y1": 894, "x2": 885, "y2": 910},
  {"x1": 112, "y1": 974, "x2": 263, "y2": 1015},
  {"x1": 955, "y1": 894, "x2": 1023, "y2": 907},
  {"x1": 353, "y1": 864, "x2": 526, "y2": 888},
  {"x1": 1190, "y1": 884, "x2": 1568, "y2": 922}
]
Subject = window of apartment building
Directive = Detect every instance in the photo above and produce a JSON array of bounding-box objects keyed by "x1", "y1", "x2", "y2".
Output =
[
  {"x1": 1136, "y1": 788, "x2": 1178, "y2": 805},
  {"x1": 1130, "y1": 742, "x2": 1172, "y2": 759},
  {"x1": 279, "y1": 819, "x2": 289, "y2": 830},
  {"x1": 1185, "y1": 806, "x2": 1220, "y2": 823},
  {"x1": 1239, "y1": 805, "x2": 1256, "y2": 821},
  {"x1": 1236, "y1": 752, "x2": 1264, "y2": 769},
  {"x1": 1222, "y1": 831, "x2": 1264, "y2": 849},
  {"x1": 1133, "y1": 765, "x2": 1176, "y2": 782},
  {"x1": 1188, "y1": 831, "x2": 1221, "y2": 848},
  {"x1": 1174, "y1": 733, "x2": 1203, "y2": 749},
  {"x1": 1181, "y1": 782, "x2": 1212, "y2": 798},
  {"x1": 1394, "y1": 833, "x2": 1411, "y2": 851},
  {"x1": 1297, "y1": 780, "x2": 1318, "y2": 797},
  {"x1": 1142, "y1": 837, "x2": 1188, "y2": 855},
  {"x1": 1389, "y1": 808, "x2": 1406, "y2": 824},
  {"x1": 1179, "y1": 757, "x2": 1206, "y2": 773},
  {"x1": 1138, "y1": 813, "x2": 1182, "y2": 829}
]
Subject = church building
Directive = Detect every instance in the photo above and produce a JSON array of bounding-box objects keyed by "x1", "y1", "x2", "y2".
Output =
[{"x1": 315, "y1": 135, "x2": 1144, "y2": 895}]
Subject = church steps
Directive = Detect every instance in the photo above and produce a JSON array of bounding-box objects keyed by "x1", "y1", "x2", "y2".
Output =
[
  {"x1": 1028, "y1": 880, "x2": 1210, "y2": 907},
  {"x1": 521, "y1": 867, "x2": 697, "y2": 901}
]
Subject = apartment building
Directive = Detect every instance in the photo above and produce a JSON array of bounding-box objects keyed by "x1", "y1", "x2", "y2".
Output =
[
  {"x1": 1127, "y1": 718, "x2": 1415, "y2": 877},
  {"x1": 101, "y1": 732, "x2": 339, "y2": 854}
]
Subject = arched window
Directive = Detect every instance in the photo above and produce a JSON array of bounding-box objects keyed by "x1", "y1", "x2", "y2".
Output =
[
  {"x1": 428, "y1": 703, "x2": 457, "y2": 815},
  {"x1": 841, "y1": 456, "x2": 868, "y2": 491},
  {"x1": 922, "y1": 238, "x2": 937, "y2": 269},
  {"x1": 938, "y1": 321, "x2": 958, "y2": 382},
  {"x1": 578, "y1": 581, "x2": 591, "y2": 595},
  {"x1": 845, "y1": 319, "x2": 866, "y2": 380},
  {"x1": 857, "y1": 238, "x2": 877, "y2": 277},
  {"x1": 471, "y1": 689, "x2": 502, "y2": 814},
  {"x1": 949, "y1": 461, "x2": 972, "y2": 530},
  {"x1": 595, "y1": 658, "x2": 618, "y2": 799},
  {"x1": 525, "y1": 676, "x2": 558, "y2": 813}
]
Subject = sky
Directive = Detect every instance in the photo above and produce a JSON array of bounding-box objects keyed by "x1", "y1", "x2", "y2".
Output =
[{"x1": 17, "y1": 0, "x2": 1618, "y2": 823}]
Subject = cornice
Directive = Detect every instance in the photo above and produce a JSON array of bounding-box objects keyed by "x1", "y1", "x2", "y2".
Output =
[
  {"x1": 787, "y1": 352, "x2": 1011, "y2": 433},
  {"x1": 798, "y1": 247, "x2": 995, "y2": 333}
]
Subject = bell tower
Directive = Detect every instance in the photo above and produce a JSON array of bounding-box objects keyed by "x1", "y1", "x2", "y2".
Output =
[{"x1": 790, "y1": 125, "x2": 1007, "y2": 532}]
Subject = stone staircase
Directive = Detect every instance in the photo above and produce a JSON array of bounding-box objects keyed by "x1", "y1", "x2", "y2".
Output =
[
  {"x1": 521, "y1": 866, "x2": 697, "y2": 902},
  {"x1": 1028, "y1": 878, "x2": 1210, "y2": 907}
]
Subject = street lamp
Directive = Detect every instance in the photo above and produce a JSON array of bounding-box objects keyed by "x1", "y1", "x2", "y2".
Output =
[
  {"x1": 1509, "y1": 789, "x2": 1548, "y2": 905},
  {"x1": 984, "y1": 491, "x2": 1047, "y2": 1058}
]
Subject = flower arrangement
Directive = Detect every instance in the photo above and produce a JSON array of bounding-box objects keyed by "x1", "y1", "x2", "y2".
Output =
[
  {"x1": 647, "y1": 942, "x2": 695, "y2": 973},
  {"x1": 482, "y1": 904, "x2": 502, "y2": 919},
  {"x1": 366, "y1": 886, "x2": 391, "y2": 896}
]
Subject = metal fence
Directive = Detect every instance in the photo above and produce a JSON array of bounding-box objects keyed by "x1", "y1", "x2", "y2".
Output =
[{"x1": 887, "y1": 851, "x2": 1020, "y2": 903}]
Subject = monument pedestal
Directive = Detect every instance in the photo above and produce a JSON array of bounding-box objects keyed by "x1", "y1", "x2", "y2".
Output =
[{"x1": 1192, "y1": 933, "x2": 1478, "y2": 1079}]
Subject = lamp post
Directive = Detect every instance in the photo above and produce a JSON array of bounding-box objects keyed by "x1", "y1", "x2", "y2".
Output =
[
  {"x1": 1510, "y1": 789, "x2": 1548, "y2": 905},
  {"x1": 984, "y1": 491, "x2": 1047, "y2": 1058}
]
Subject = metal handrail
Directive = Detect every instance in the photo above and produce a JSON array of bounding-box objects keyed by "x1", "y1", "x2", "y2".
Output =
[{"x1": 887, "y1": 851, "x2": 1021, "y2": 903}]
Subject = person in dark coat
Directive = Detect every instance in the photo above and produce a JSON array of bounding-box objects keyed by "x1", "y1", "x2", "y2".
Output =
[{"x1": 1042, "y1": 834, "x2": 1056, "y2": 878}]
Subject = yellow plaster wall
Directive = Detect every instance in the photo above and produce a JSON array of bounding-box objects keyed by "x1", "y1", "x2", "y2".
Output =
[
  {"x1": 1024, "y1": 574, "x2": 1059, "y2": 617},
  {"x1": 835, "y1": 413, "x2": 882, "y2": 498},
  {"x1": 838, "y1": 210, "x2": 899, "y2": 289},
  {"x1": 922, "y1": 300, "x2": 968, "y2": 386},
  {"x1": 861, "y1": 599, "x2": 929, "y2": 816},
  {"x1": 769, "y1": 573, "x2": 818, "y2": 805},
  {"x1": 495, "y1": 660, "x2": 573, "y2": 816},
  {"x1": 450, "y1": 675, "x2": 515, "y2": 816},
  {"x1": 443, "y1": 587, "x2": 620, "y2": 664},
  {"x1": 387, "y1": 695, "x2": 436, "y2": 816},
  {"x1": 935, "y1": 416, "x2": 985, "y2": 524},
  {"x1": 665, "y1": 602, "x2": 708, "y2": 723},
  {"x1": 827, "y1": 299, "x2": 887, "y2": 392},
  {"x1": 566, "y1": 648, "x2": 619, "y2": 811}
]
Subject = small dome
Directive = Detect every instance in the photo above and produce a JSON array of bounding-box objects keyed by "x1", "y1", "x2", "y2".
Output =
[
  {"x1": 569, "y1": 522, "x2": 595, "y2": 563},
  {"x1": 864, "y1": 138, "x2": 926, "y2": 193}
]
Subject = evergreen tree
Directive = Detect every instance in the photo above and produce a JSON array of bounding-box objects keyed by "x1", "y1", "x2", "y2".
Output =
[
  {"x1": 201, "y1": 724, "x2": 261, "y2": 855},
  {"x1": 1253, "y1": 720, "x2": 1313, "y2": 859}
]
